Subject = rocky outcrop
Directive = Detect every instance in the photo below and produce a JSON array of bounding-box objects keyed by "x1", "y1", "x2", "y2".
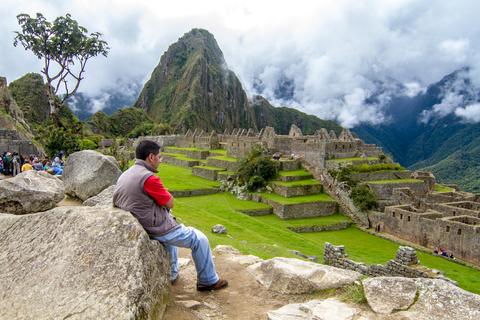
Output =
[
  {"x1": 247, "y1": 257, "x2": 361, "y2": 294},
  {"x1": 267, "y1": 298, "x2": 358, "y2": 320},
  {"x1": 63, "y1": 150, "x2": 122, "y2": 201},
  {"x1": 83, "y1": 184, "x2": 115, "y2": 207},
  {"x1": 0, "y1": 205, "x2": 170, "y2": 319},
  {"x1": 0, "y1": 170, "x2": 64, "y2": 214},
  {"x1": 363, "y1": 277, "x2": 480, "y2": 319}
]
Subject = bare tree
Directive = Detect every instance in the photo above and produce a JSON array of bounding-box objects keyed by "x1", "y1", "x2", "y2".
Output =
[{"x1": 13, "y1": 13, "x2": 109, "y2": 116}]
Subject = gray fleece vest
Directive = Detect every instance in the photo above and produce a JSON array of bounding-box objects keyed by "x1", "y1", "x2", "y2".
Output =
[{"x1": 113, "y1": 159, "x2": 179, "y2": 236}]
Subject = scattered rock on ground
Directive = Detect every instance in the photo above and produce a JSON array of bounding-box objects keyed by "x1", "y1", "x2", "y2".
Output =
[
  {"x1": 267, "y1": 298, "x2": 358, "y2": 320},
  {"x1": 0, "y1": 205, "x2": 170, "y2": 319},
  {"x1": 83, "y1": 184, "x2": 116, "y2": 207},
  {"x1": 178, "y1": 300, "x2": 203, "y2": 310},
  {"x1": 213, "y1": 245, "x2": 263, "y2": 266},
  {"x1": 363, "y1": 277, "x2": 480, "y2": 319},
  {"x1": 0, "y1": 170, "x2": 64, "y2": 214},
  {"x1": 211, "y1": 224, "x2": 227, "y2": 234},
  {"x1": 63, "y1": 150, "x2": 121, "y2": 201},
  {"x1": 248, "y1": 257, "x2": 361, "y2": 294}
]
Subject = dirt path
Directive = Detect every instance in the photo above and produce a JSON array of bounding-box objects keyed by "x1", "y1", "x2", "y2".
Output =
[{"x1": 163, "y1": 247, "x2": 308, "y2": 319}]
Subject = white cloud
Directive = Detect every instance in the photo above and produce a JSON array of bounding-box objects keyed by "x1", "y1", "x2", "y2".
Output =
[
  {"x1": 455, "y1": 103, "x2": 480, "y2": 122},
  {"x1": 2, "y1": 0, "x2": 480, "y2": 126}
]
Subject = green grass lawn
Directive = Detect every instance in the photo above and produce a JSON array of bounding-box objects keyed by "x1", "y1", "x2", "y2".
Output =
[
  {"x1": 173, "y1": 193, "x2": 480, "y2": 294},
  {"x1": 435, "y1": 184, "x2": 455, "y2": 193},
  {"x1": 327, "y1": 157, "x2": 378, "y2": 163},
  {"x1": 273, "y1": 179, "x2": 321, "y2": 187},
  {"x1": 208, "y1": 155, "x2": 239, "y2": 162},
  {"x1": 162, "y1": 152, "x2": 204, "y2": 162},
  {"x1": 210, "y1": 149, "x2": 228, "y2": 156},
  {"x1": 259, "y1": 192, "x2": 335, "y2": 204},
  {"x1": 366, "y1": 178, "x2": 423, "y2": 184},
  {"x1": 164, "y1": 146, "x2": 209, "y2": 152},
  {"x1": 278, "y1": 170, "x2": 313, "y2": 177},
  {"x1": 157, "y1": 163, "x2": 219, "y2": 190}
]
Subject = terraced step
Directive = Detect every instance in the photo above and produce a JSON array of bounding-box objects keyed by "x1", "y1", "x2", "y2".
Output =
[
  {"x1": 271, "y1": 179, "x2": 323, "y2": 197},
  {"x1": 161, "y1": 153, "x2": 202, "y2": 167},
  {"x1": 351, "y1": 170, "x2": 411, "y2": 182},
  {"x1": 365, "y1": 179, "x2": 427, "y2": 200},
  {"x1": 192, "y1": 166, "x2": 226, "y2": 181},
  {"x1": 325, "y1": 157, "x2": 380, "y2": 169},
  {"x1": 206, "y1": 155, "x2": 240, "y2": 171},
  {"x1": 170, "y1": 188, "x2": 220, "y2": 198},
  {"x1": 257, "y1": 192, "x2": 337, "y2": 219},
  {"x1": 278, "y1": 170, "x2": 313, "y2": 182},
  {"x1": 238, "y1": 207, "x2": 273, "y2": 216},
  {"x1": 164, "y1": 146, "x2": 210, "y2": 159},
  {"x1": 278, "y1": 159, "x2": 300, "y2": 171},
  {"x1": 217, "y1": 170, "x2": 235, "y2": 181}
]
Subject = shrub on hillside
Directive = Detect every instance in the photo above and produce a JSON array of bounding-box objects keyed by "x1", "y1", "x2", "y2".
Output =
[
  {"x1": 236, "y1": 146, "x2": 279, "y2": 192},
  {"x1": 79, "y1": 138, "x2": 97, "y2": 150},
  {"x1": 351, "y1": 184, "x2": 378, "y2": 211}
]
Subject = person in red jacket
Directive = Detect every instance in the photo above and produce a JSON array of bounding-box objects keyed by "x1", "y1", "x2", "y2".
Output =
[{"x1": 113, "y1": 140, "x2": 227, "y2": 291}]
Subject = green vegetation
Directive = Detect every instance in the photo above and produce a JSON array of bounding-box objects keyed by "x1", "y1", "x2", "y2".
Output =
[
  {"x1": 172, "y1": 193, "x2": 480, "y2": 293},
  {"x1": 273, "y1": 179, "x2": 321, "y2": 187},
  {"x1": 366, "y1": 179, "x2": 423, "y2": 184},
  {"x1": 210, "y1": 149, "x2": 228, "y2": 156},
  {"x1": 208, "y1": 155, "x2": 238, "y2": 162},
  {"x1": 350, "y1": 163, "x2": 405, "y2": 173},
  {"x1": 193, "y1": 165, "x2": 225, "y2": 171},
  {"x1": 351, "y1": 184, "x2": 378, "y2": 211},
  {"x1": 166, "y1": 146, "x2": 209, "y2": 152},
  {"x1": 338, "y1": 283, "x2": 367, "y2": 304},
  {"x1": 157, "y1": 163, "x2": 219, "y2": 190},
  {"x1": 259, "y1": 192, "x2": 334, "y2": 204},
  {"x1": 163, "y1": 152, "x2": 205, "y2": 163},
  {"x1": 328, "y1": 157, "x2": 378, "y2": 163},
  {"x1": 278, "y1": 170, "x2": 312, "y2": 177},
  {"x1": 236, "y1": 147, "x2": 279, "y2": 191},
  {"x1": 434, "y1": 184, "x2": 455, "y2": 193}
]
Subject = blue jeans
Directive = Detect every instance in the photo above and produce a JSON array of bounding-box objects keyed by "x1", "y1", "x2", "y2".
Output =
[{"x1": 152, "y1": 224, "x2": 219, "y2": 286}]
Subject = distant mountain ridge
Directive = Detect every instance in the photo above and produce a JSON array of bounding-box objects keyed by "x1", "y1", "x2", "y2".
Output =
[{"x1": 353, "y1": 69, "x2": 480, "y2": 192}]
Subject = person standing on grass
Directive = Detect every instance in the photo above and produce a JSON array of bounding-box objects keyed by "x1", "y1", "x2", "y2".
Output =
[{"x1": 113, "y1": 140, "x2": 228, "y2": 291}]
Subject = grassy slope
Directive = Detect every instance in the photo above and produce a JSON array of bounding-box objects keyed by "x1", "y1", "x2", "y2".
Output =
[
  {"x1": 259, "y1": 192, "x2": 334, "y2": 204},
  {"x1": 156, "y1": 161, "x2": 480, "y2": 293}
]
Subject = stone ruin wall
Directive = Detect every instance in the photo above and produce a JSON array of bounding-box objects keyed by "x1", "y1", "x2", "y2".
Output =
[
  {"x1": 0, "y1": 129, "x2": 40, "y2": 156},
  {"x1": 324, "y1": 242, "x2": 450, "y2": 280},
  {"x1": 370, "y1": 202, "x2": 480, "y2": 265}
]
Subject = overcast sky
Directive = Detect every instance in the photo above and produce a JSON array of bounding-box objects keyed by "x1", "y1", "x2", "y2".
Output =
[{"x1": 1, "y1": 0, "x2": 480, "y2": 127}]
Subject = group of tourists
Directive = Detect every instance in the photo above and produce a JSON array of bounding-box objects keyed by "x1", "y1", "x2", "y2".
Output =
[
  {"x1": 0, "y1": 151, "x2": 64, "y2": 177},
  {"x1": 434, "y1": 246, "x2": 455, "y2": 259}
]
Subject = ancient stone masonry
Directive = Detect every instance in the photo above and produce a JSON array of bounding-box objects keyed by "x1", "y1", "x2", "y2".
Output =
[
  {"x1": 370, "y1": 201, "x2": 480, "y2": 265},
  {"x1": 0, "y1": 129, "x2": 39, "y2": 155},
  {"x1": 324, "y1": 243, "x2": 451, "y2": 281}
]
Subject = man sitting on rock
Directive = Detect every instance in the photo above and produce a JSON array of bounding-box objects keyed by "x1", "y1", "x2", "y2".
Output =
[{"x1": 113, "y1": 140, "x2": 228, "y2": 291}]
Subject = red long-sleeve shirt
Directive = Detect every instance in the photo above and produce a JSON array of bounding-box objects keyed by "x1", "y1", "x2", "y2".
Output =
[{"x1": 143, "y1": 175, "x2": 172, "y2": 207}]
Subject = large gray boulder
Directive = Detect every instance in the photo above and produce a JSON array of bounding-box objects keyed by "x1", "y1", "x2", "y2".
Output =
[
  {"x1": 247, "y1": 257, "x2": 361, "y2": 294},
  {"x1": 0, "y1": 206, "x2": 170, "y2": 319},
  {"x1": 363, "y1": 277, "x2": 480, "y2": 319},
  {"x1": 83, "y1": 184, "x2": 116, "y2": 207},
  {"x1": 63, "y1": 150, "x2": 122, "y2": 201},
  {"x1": 267, "y1": 298, "x2": 358, "y2": 320},
  {"x1": 0, "y1": 170, "x2": 64, "y2": 214}
]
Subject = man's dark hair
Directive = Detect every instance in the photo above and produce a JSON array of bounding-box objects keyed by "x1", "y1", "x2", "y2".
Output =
[{"x1": 136, "y1": 140, "x2": 161, "y2": 160}]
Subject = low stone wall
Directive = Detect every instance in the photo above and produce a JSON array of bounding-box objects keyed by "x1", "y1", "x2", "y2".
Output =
[
  {"x1": 206, "y1": 158, "x2": 240, "y2": 171},
  {"x1": 192, "y1": 166, "x2": 224, "y2": 181},
  {"x1": 279, "y1": 160, "x2": 300, "y2": 171},
  {"x1": 279, "y1": 174, "x2": 313, "y2": 182},
  {"x1": 164, "y1": 147, "x2": 210, "y2": 159},
  {"x1": 367, "y1": 181, "x2": 428, "y2": 200},
  {"x1": 324, "y1": 243, "x2": 440, "y2": 279},
  {"x1": 351, "y1": 170, "x2": 411, "y2": 182},
  {"x1": 263, "y1": 198, "x2": 337, "y2": 219},
  {"x1": 170, "y1": 188, "x2": 219, "y2": 197},
  {"x1": 287, "y1": 221, "x2": 352, "y2": 233},
  {"x1": 162, "y1": 155, "x2": 200, "y2": 167},
  {"x1": 135, "y1": 135, "x2": 178, "y2": 148},
  {"x1": 239, "y1": 208, "x2": 273, "y2": 216},
  {"x1": 272, "y1": 183, "x2": 323, "y2": 197}
]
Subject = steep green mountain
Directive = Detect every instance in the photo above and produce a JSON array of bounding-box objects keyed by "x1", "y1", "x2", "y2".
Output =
[
  {"x1": 9, "y1": 73, "x2": 50, "y2": 125},
  {"x1": 135, "y1": 28, "x2": 256, "y2": 132},
  {"x1": 251, "y1": 95, "x2": 341, "y2": 134},
  {"x1": 87, "y1": 107, "x2": 154, "y2": 137},
  {"x1": 353, "y1": 69, "x2": 480, "y2": 192},
  {"x1": 135, "y1": 28, "x2": 342, "y2": 134}
]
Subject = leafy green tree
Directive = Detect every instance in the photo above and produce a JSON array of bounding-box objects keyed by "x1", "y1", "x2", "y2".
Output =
[
  {"x1": 236, "y1": 146, "x2": 279, "y2": 191},
  {"x1": 13, "y1": 13, "x2": 109, "y2": 116}
]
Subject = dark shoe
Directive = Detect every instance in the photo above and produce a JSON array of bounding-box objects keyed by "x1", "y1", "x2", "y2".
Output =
[{"x1": 196, "y1": 279, "x2": 228, "y2": 292}]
